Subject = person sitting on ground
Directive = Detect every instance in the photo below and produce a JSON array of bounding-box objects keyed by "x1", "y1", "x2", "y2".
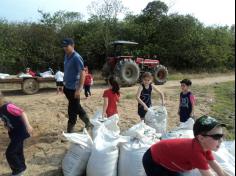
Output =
[
  {"x1": 136, "y1": 72, "x2": 165, "y2": 120},
  {"x1": 143, "y1": 115, "x2": 228, "y2": 176},
  {"x1": 103, "y1": 76, "x2": 120, "y2": 118},
  {"x1": 178, "y1": 79, "x2": 196, "y2": 122},
  {"x1": 0, "y1": 91, "x2": 33, "y2": 176}
]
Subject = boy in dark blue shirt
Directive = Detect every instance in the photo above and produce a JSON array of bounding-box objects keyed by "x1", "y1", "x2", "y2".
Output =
[
  {"x1": 0, "y1": 91, "x2": 33, "y2": 176},
  {"x1": 178, "y1": 79, "x2": 195, "y2": 122}
]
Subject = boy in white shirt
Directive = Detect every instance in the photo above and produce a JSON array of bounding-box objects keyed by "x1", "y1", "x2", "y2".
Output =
[{"x1": 55, "y1": 69, "x2": 64, "y2": 94}]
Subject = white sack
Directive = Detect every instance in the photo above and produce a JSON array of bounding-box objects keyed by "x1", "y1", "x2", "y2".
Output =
[
  {"x1": 145, "y1": 106, "x2": 168, "y2": 134},
  {"x1": 62, "y1": 130, "x2": 93, "y2": 176},
  {"x1": 119, "y1": 122, "x2": 160, "y2": 176},
  {"x1": 90, "y1": 111, "x2": 120, "y2": 140},
  {"x1": 87, "y1": 119, "x2": 126, "y2": 176}
]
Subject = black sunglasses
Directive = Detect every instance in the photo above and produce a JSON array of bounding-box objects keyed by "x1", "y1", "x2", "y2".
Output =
[{"x1": 202, "y1": 134, "x2": 224, "y2": 140}]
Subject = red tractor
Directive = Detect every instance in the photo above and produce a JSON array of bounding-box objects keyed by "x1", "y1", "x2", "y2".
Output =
[{"x1": 102, "y1": 41, "x2": 168, "y2": 86}]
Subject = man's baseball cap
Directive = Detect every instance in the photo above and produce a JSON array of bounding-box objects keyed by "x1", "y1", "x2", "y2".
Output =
[
  {"x1": 62, "y1": 38, "x2": 74, "y2": 47},
  {"x1": 193, "y1": 115, "x2": 226, "y2": 136}
]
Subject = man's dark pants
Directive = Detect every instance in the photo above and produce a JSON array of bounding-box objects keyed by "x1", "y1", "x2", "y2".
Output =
[
  {"x1": 64, "y1": 87, "x2": 90, "y2": 129},
  {"x1": 6, "y1": 139, "x2": 26, "y2": 175}
]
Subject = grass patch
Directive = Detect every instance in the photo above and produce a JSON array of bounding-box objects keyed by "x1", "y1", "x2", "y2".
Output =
[
  {"x1": 167, "y1": 71, "x2": 234, "y2": 81},
  {"x1": 209, "y1": 81, "x2": 235, "y2": 139}
]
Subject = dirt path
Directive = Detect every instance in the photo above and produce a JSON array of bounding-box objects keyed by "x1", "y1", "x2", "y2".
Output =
[
  {"x1": 163, "y1": 75, "x2": 235, "y2": 87},
  {"x1": 0, "y1": 74, "x2": 234, "y2": 176}
]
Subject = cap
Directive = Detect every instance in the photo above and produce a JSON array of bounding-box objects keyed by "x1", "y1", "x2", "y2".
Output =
[
  {"x1": 62, "y1": 38, "x2": 74, "y2": 47},
  {"x1": 193, "y1": 115, "x2": 226, "y2": 136}
]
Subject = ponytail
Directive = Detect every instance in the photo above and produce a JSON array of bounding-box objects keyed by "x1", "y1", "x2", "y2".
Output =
[{"x1": 109, "y1": 77, "x2": 120, "y2": 95}]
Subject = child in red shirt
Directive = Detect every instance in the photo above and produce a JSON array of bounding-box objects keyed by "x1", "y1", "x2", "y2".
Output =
[
  {"x1": 84, "y1": 67, "x2": 93, "y2": 98},
  {"x1": 102, "y1": 77, "x2": 120, "y2": 118},
  {"x1": 142, "y1": 115, "x2": 227, "y2": 176}
]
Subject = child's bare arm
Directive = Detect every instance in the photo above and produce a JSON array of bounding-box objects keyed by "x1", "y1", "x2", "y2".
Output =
[
  {"x1": 209, "y1": 160, "x2": 228, "y2": 176},
  {"x1": 21, "y1": 112, "x2": 33, "y2": 136},
  {"x1": 152, "y1": 85, "x2": 165, "y2": 106},
  {"x1": 136, "y1": 86, "x2": 148, "y2": 111},
  {"x1": 190, "y1": 95, "x2": 195, "y2": 117},
  {"x1": 199, "y1": 169, "x2": 217, "y2": 176},
  {"x1": 103, "y1": 97, "x2": 108, "y2": 117}
]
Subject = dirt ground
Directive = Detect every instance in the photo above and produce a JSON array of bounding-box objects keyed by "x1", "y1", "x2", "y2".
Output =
[{"x1": 0, "y1": 74, "x2": 235, "y2": 176}]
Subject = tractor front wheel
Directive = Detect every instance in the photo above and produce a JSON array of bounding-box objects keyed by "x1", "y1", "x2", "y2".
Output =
[{"x1": 153, "y1": 65, "x2": 168, "y2": 85}]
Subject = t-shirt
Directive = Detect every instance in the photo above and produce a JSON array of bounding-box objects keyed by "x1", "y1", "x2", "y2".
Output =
[
  {"x1": 179, "y1": 92, "x2": 195, "y2": 122},
  {"x1": 103, "y1": 89, "x2": 120, "y2": 117},
  {"x1": 64, "y1": 51, "x2": 84, "y2": 90},
  {"x1": 55, "y1": 71, "x2": 64, "y2": 82},
  {"x1": 84, "y1": 74, "x2": 93, "y2": 86},
  {"x1": 0, "y1": 103, "x2": 29, "y2": 140},
  {"x1": 138, "y1": 84, "x2": 152, "y2": 109},
  {"x1": 151, "y1": 138, "x2": 214, "y2": 172},
  {"x1": 27, "y1": 70, "x2": 36, "y2": 77}
]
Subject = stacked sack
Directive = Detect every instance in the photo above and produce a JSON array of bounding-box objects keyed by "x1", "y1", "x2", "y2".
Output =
[
  {"x1": 62, "y1": 109, "x2": 235, "y2": 176},
  {"x1": 118, "y1": 121, "x2": 161, "y2": 176},
  {"x1": 87, "y1": 113, "x2": 127, "y2": 176},
  {"x1": 62, "y1": 129, "x2": 93, "y2": 176}
]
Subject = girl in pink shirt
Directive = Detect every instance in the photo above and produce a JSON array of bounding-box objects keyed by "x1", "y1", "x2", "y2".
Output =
[{"x1": 0, "y1": 91, "x2": 33, "y2": 176}]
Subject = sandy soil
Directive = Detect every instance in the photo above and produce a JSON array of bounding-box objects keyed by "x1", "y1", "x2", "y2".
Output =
[{"x1": 0, "y1": 74, "x2": 235, "y2": 176}]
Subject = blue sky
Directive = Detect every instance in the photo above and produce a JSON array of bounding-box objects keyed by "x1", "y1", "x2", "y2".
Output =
[{"x1": 0, "y1": 0, "x2": 235, "y2": 26}]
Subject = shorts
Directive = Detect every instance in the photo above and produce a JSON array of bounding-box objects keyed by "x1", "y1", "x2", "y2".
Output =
[
  {"x1": 56, "y1": 82, "x2": 64, "y2": 87},
  {"x1": 143, "y1": 149, "x2": 182, "y2": 176},
  {"x1": 138, "y1": 107, "x2": 147, "y2": 119}
]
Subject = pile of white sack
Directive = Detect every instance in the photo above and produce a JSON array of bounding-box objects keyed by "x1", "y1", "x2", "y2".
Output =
[
  {"x1": 0, "y1": 73, "x2": 10, "y2": 79},
  {"x1": 62, "y1": 107, "x2": 235, "y2": 176},
  {"x1": 40, "y1": 70, "x2": 54, "y2": 78}
]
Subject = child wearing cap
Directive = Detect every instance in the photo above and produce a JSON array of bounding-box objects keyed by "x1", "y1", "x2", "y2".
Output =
[
  {"x1": 0, "y1": 91, "x2": 33, "y2": 176},
  {"x1": 143, "y1": 115, "x2": 227, "y2": 176},
  {"x1": 178, "y1": 79, "x2": 195, "y2": 122}
]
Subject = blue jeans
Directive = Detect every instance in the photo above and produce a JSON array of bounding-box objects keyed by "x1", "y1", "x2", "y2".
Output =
[
  {"x1": 6, "y1": 139, "x2": 26, "y2": 175},
  {"x1": 143, "y1": 149, "x2": 182, "y2": 176}
]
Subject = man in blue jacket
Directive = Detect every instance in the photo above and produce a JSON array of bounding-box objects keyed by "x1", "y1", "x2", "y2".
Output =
[{"x1": 62, "y1": 38, "x2": 92, "y2": 133}]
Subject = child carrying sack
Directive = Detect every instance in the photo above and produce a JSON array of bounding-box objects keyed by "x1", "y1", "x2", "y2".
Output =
[
  {"x1": 119, "y1": 122, "x2": 161, "y2": 176},
  {"x1": 62, "y1": 129, "x2": 93, "y2": 176},
  {"x1": 145, "y1": 106, "x2": 168, "y2": 134}
]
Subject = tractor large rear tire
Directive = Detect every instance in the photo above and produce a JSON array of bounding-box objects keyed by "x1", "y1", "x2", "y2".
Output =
[
  {"x1": 22, "y1": 78, "x2": 39, "y2": 95},
  {"x1": 153, "y1": 65, "x2": 168, "y2": 85},
  {"x1": 102, "y1": 63, "x2": 111, "y2": 84},
  {"x1": 114, "y1": 60, "x2": 140, "y2": 86}
]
